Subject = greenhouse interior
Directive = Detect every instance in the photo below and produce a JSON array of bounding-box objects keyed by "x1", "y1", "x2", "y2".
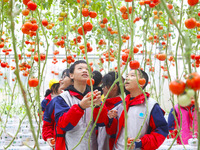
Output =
[{"x1": 0, "y1": 0, "x2": 200, "y2": 149}]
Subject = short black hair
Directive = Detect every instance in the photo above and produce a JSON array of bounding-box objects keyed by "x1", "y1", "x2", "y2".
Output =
[
  {"x1": 102, "y1": 71, "x2": 122, "y2": 94},
  {"x1": 44, "y1": 83, "x2": 60, "y2": 97},
  {"x1": 61, "y1": 69, "x2": 70, "y2": 79},
  {"x1": 137, "y1": 69, "x2": 149, "y2": 89},
  {"x1": 92, "y1": 70, "x2": 102, "y2": 87},
  {"x1": 69, "y1": 60, "x2": 87, "y2": 74}
]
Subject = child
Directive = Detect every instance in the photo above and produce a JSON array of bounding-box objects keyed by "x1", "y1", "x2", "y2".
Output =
[
  {"x1": 97, "y1": 71, "x2": 122, "y2": 150},
  {"x1": 54, "y1": 60, "x2": 102, "y2": 150},
  {"x1": 42, "y1": 69, "x2": 72, "y2": 150},
  {"x1": 168, "y1": 96, "x2": 198, "y2": 144},
  {"x1": 92, "y1": 70, "x2": 103, "y2": 94},
  {"x1": 41, "y1": 79, "x2": 60, "y2": 112},
  {"x1": 106, "y1": 69, "x2": 169, "y2": 150}
]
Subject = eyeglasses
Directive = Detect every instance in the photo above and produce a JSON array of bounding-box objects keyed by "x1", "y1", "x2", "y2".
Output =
[{"x1": 61, "y1": 74, "x2": 69, "y2": 80}]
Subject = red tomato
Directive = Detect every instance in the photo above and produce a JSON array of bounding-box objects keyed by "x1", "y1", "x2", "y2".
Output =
[
  {"x1": 78, "y1": 26, "x2": 87, "y2": 35},
  {"x1": 1, "y1": 62, "x2": 7, "y2": 68},
  {"x1": 185, "y1": 18, "x2": 196, "y2": 29},
  {"x1": 42, "y1": 19, "x2": 48, "y2": 27},
  {"x1": 0, "y1": 42, "x2": 4, "y2": 48},
  {"x1": 23, "y1": 0, "x2": 30, "y2": 5},
  {"x1": 87, "y1": 91, "x2": 96, "y2": 99},
  {"x1": 186, "y1": 72, "x2": 200, "y2": 91},
  {"x1": 129, "y1": 60, "x2": 140, "y2": 70},
  {"x1": 169, "y1": 80, "x2": 186, "y2": 95},
  {"x1": 22, "y1": 9, "x2": 29, "y2": 16},
  {"x1": 28, "y1": 78, "x2": 39, "y2": 87},
  {"x1": 127, "y1": 138, "x2": 134, "y2": 144},
  {"x1": 120, "y1": 6, "x2": 127, "y2": 13},
  {"x1": 102, "y1": 18, "x2": 108, "y2": 24},
  {"x1": 83, "y1": 22, "x2": 93, "y2": 31},
  {"x1": 158, "y1": 54, "x2": 167, "y2": 61},
  {"x1": 27, "y1": 1, "x2": 37, "y2": 11},
  {"x1": 187, "y1": 0, "x2": 199, "y2": 6},
  {"x1": 87, "y1": 78, "x2": 95, "y2": 86},
  {"x1": 138, "y1": 78, "x2": 146, "y2": 85},
  {"x1": 89, "y1": 11, "x2": 97, "y2": 18},
  {"x1": 82, "y1": 8, "x2": 89, "y2": 17},
  {"x1": 50, "y1": 139, "x2": 55, "y2": 145}
]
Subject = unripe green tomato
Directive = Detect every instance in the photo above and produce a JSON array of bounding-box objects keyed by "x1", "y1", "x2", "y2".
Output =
[
  {"x1": 186, "y1": 89, "x2": 195, "y2": 97},
  {"x1": 178, "y1": 94, "x2": 191, "y2": 107}
]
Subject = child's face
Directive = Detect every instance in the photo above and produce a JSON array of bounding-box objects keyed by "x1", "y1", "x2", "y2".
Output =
[
  {"x1": 60, "y1": 76, "x2": 72, "y2": 90},
  {"x1": 125, "y1": 70, "x2": 141, "y2": 91},
  {"x1": 70, "y1": 63, "x2": 89, "y2": 82}
]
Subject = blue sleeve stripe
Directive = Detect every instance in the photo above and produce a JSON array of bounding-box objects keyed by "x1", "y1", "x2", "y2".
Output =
[{"x1": 61, "y1": 122, "x2": 74, "y2": 131}]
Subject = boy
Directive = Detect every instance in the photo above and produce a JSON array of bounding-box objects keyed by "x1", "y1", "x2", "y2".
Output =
[
  {"x1": 54, "y1": 60, "x2": 101, "y2": 150},
  {"x1": 42, "y1": 69, "x2": 72, "y2": 150},
  {"x1": 103, "y1": 69, "x2": 169, "y2": 150}
]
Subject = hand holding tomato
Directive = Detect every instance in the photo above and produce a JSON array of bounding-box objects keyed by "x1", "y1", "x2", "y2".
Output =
[
  {"x1": 47, "y1": 138, "x2": 55, "y2": 148},
  {"x1": 127, "y1": 138, "x2": 135, "y2": 149},
  {"x1": 79, "y1": 93, "x2": 93, "y2": 109}
]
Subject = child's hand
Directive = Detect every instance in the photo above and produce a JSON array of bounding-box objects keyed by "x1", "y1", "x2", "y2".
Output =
[
  {"x1": 47, "y1": 138, "x2": 55, "y2": 148},
  {"x1": 93, "y1": 90, "x2": 102, "y2": 106},
  {"x1": 79, "y1": 93, "x2": 92, "y2": 109},
  {"x1": 108, "y1": 109, "x2": 118, "y2": 119}
]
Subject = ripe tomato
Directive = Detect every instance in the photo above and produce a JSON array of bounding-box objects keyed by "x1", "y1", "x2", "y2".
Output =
[
  {"x1": 86, "y1": 78, "x2": 95, "y2": 86},
  {"x1": 102, "y1": 18, "x2": 108, "y2": 24},
  {"x1": 167, "y1": 4, "x2": 173, "y2": 9},
  {"x1": 89, "y1": 11, "x2": 97, "y2": 18},
  {"x1": 42, "y1": 19, "x2": 48, "y2": 27},
  {"x1": 169, "y1": 80, "x2": 186, "y2": 95},
  {"x1": 185, "y1": 18, "x2": 196, "y2": 29},
  {"x1": 23, "y1": 0, "x2": 30, "y2": 5},
  {"x1": 1, "y1": 62, "x2": 7, "y2": 68},
  {"x1": 186, "y1": 72, "x2": 200, "y2": 91},
  {"x1": 34, "y1": 55, "x2": 38, "y2": 62},
  {"x1": 138, "y1": 78, "x2": 146, "y2": 85},
  {"x1": 24, "y1": 22, "x2": 33, "y2": 30},
  {"x1": 87, "y1": 91, "x2": 97, "y2": 99},
  {"x1": 83, "y1": 22, "x2": 93, "y2": 31},
  {"x1": 133, "y1": 47, "x2": 139, "y2": 53},
  {"x1": 82, "y1": 8, "x2": 89, "y2": 17},
  {"x1": 127, "y1": 138, "x2": 134, "y2": 144},
  {"x1": 187, "y1": 0, "x2": 199, "y2": 6},
  {"x1": 0, "y1": 42, "x2": 4, "y2": 48},
  {"x1": 157, "y1": 54, "x2": 166, "y2": 61},
  {"x1": 22, "y1": 9, "x2": 29, "y2": 16},
  {"x1": 50, "y1": 139, "x2": 55, "y2": 145},
  {"x1": 31, "y1": 23, "x2": 38, "y2": 31},
  {"x1": 40, "y1": 53, "x2": 46, "y2": 61},
  {"x1": 78, "y1": 26, "x2": 87, "y2": 35},
  {"x1": 129, "y1": 60, "x2": 140, "y2": 70},
  {"x1": 27, "y1": 1, "x2": 37, "y2": 11},
  {"x1": 120, "y1": 6, "x2": 127, "y2": 13},
  {"x1": 28, "y1": 78, "x2": 39, "y2": 87}
]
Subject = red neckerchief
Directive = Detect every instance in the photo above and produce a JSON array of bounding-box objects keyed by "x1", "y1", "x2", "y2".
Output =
[
  {"x1": 184, "y1": 105, "x2": 195, "y2": 121},
  {"x1": 45, "y1": 94, "x2": 51, "y2": 100},
  {"x1": 105, "y1": 97, "x2": 122, "y2": 110},
  {"x1": 68, "y1": 90, "x2": 84, "y2": 100},
  {"x1": 115, "y1": 92, "x2": 150, "y2": 144}
]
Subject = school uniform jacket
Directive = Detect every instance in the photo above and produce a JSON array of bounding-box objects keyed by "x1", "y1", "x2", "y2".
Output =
[
  {"x1": 43, "y1": 96, "x2": 66, "y2": 150},
  {"x1": 54, "y1": 85, "x2": 98, "y2": 150},
  {"x1": 94, "y1": 93, "x2": 169, "y2": 150},
  {"x1": 97, "y1": 96, "x2": 122, "y2": 150}
]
